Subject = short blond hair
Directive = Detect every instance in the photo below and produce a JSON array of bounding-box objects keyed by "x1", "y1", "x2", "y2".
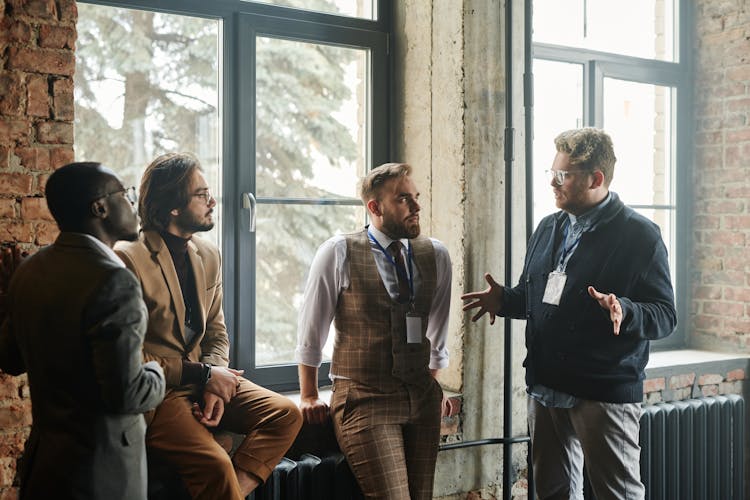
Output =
[
  {"x1": 358, "y1": 163, "x2": 412, "y2": 204},
  {"x1": 554, "y1": 128, "x2": 616, "y2": 186}
]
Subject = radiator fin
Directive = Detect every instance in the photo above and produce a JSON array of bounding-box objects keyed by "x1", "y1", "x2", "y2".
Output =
[
  {"x1": 636, "y1": 396, "x2": 743, "y2": 500},
  {"x1": 249, "y1": 451, "x2": 363, "y2": 500},
  {"x1": 585, "y1": 395, "x2": 745, "y2": 500}
]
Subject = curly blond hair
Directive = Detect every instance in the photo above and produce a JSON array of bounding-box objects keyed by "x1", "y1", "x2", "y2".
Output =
[{"x1": 554, "y1": 128, "x2": 616, "y2": 186}]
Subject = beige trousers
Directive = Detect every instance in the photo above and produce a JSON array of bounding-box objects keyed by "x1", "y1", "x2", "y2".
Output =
[{"x1": 528, "y1": 396, "x2": 644, "y2": 500}]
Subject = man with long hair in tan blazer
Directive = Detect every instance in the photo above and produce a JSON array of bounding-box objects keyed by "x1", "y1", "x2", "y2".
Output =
[
  {"x1": 116, "y1": 153, "x2": 302, "y2": 500},
  {"x1": 296, "y1": 163, "x2": 453, "y2": 499}
]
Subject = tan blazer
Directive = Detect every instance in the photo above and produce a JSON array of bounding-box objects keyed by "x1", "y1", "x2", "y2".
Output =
[{"x1": 116, "y1": 230, "x2": 229, "y2": 388}]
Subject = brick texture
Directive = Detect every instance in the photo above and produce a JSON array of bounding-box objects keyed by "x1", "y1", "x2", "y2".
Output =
[
  {"x1": 691, "y1": 0, "x2": 750, "y2": 351},
  {"x1": 0, "y1": 4, "x2": 75, "y2": 494}
]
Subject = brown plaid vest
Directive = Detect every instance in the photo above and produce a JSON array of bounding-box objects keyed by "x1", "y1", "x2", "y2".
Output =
[{"x1": 331, "y1": 229, "x2": 437, "y2": 391}]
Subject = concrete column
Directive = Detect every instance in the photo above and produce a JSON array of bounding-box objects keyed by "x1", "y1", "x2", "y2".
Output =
[{"x1": 393, "y1": 1, "x2": 529, "y2": 497}]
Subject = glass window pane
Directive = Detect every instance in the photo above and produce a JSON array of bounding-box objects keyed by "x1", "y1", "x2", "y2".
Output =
[
  {"x1": 245, "y1": 0, "x2": 375, "y2": 20},
  {"x1": 605, "y1": 79, "x2": 676, "y2": 297},
  {"x1": 533, "y1": 0, "x2": 676, "y2": 62},
  {"x1": 532, "y1": 59, "x2": 584, "y2": 225},
  {"x1": 603, "y1": 78, "x2": 674, "y2": 208},
  {"x1": 74, "y1": 5, "x2": 222, "y2": 246},
  {"x1": 255, "y1": 204, "x2": 365, "y2": 366},
  {"x1": 256, "y1": 36, "x2": 368, "y2": 200},
  {"x1": 254, "y1": 35, "x2": 369, "y2": 366}
]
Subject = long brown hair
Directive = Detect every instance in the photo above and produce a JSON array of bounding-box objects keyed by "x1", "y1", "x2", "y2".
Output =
[{"x1": 139, "y1": 152, "x2": 202, "y2": 232}]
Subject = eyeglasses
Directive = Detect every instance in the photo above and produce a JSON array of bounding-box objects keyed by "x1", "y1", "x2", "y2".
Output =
[
  {"x1": 546, "y1": 169, "x2": 588, "y2": 186},
  {"x1": 96, "y1": 186, "x2": 137, "y2": 205},
  {"x1": 192, "y1": 191, "x2": 214, "y2": 204}
]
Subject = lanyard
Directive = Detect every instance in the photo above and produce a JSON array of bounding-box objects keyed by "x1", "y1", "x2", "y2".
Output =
[
  {"x1": 557, "y1": 220, "x2": 583, "y2": 272},
  {"x1": 367, "y1": 230, "x2": 415, "y2": 300}
]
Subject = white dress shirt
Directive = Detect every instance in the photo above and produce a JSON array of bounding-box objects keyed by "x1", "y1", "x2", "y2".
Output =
[{"x1": 296, "y1": 225, "x2": 452, "y2": 375}]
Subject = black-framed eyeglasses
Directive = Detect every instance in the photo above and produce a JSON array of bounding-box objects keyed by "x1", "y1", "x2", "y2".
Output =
[
  {"x1": 95, "y1": 186, "x2": 137, "y2": 205},
  {"x1": 192, "y1": 191, "x2": 214, "y2": 204}
]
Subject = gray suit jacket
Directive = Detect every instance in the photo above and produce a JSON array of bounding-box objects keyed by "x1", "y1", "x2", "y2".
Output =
[{"x1": 0, "y1": 232, "x2": 165, "y2": 499}]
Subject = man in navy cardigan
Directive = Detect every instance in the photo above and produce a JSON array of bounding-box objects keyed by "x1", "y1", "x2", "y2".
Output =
[{"x1": 463, "y1": 128, "x2": 676, "y2": 500}]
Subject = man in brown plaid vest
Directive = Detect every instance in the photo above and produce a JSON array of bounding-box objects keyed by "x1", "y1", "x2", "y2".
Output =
[{"x1": 296, "y1": 163, "x2": 453, "y2": 499}]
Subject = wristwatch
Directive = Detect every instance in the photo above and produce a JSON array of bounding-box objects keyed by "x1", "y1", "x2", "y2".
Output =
[{"x1": 200, "y1": 362, "x2": 212, "y2": 386}]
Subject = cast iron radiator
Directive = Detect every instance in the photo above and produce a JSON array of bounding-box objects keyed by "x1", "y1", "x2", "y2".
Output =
[
  {"x1": 248, "y1": 451, "x2": 363, "y2": 500},
  {"x1": 149, "y1": 450, "x2": 363, "y2": 500},
  {"x1": 584, "y1": 394, "x2": 745, "y2": 500},
  {"x1": 640, "y1": 395, "x2": 745, "y2": 500}
]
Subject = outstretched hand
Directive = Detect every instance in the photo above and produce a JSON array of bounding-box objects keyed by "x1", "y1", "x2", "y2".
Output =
[
  {"x1": 588, "y1": 286, "x2": 622, "y2": 335},
  {"x1": 461, "y1": 273, "x2": 504, "y2": 325}
]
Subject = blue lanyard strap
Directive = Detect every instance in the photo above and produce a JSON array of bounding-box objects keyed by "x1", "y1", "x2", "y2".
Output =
[
  {"x1": 558, "y1": 220, "x2": 583, "y2": 271},
  {"x1": 367, "y1": 230, "x2": 415, "y2": 300}
]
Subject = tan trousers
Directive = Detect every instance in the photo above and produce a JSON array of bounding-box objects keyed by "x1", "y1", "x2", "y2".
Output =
[
  {"x1": 146, "y1": 378, "x2": 302, "y2": 500},
  {"x1": 331, "y1": 378, "x2": 443, "y2": 500}
]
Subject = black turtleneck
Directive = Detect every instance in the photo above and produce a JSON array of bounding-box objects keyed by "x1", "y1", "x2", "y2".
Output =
[{"x1": 159, "y1": 231, "x2": 206, "y2": 386}]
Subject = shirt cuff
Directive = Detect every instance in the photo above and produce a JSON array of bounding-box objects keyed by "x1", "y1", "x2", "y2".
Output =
[
  {"x1": 295, "y1": 346, "x2": 323, "y2": 367},
  {"x1": 429, "y1": 354, "x2": 449, "y2": 370}
]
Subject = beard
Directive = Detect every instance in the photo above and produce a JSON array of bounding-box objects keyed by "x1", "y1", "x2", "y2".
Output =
[
  {"x1": 174, "y1": 209, "x2": 214, "y2": 234},
  {"x1": 381, "y1": 215, "x2": 420, "y2": 240}
]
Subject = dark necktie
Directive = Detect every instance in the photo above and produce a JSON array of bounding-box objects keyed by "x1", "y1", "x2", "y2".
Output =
[{"x1": 388, "y1": 241, "x2": 410, "y2": 303}]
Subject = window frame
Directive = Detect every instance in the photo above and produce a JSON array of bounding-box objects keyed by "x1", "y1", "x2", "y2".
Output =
[
  {"x1": 530, "y1": 0, "x2": 692, "y2": 349},
  {"x1": 77, "y1": 0, "x2": 391, "y2": 390}
]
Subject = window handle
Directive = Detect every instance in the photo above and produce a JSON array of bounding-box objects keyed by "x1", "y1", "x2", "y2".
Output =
[{"x1": 241, "y1": 192, "x2": 256, "y2": 233}]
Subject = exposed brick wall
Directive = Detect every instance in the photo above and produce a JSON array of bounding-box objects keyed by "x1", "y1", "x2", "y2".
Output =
[
  {"x1": 0, "y1": 0, "x2": 76, "y2": 495},
  {"x1": 643, "y1": 366, "x2": 745, "y2": 404},
  {"x1": 691, "y1": 1, "x2": 750, "y2": 350}
]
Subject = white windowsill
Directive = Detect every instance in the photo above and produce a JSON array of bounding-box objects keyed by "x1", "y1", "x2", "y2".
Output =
[{"x1": 647, "y1": 349, "x2": 750, "y2": 369}]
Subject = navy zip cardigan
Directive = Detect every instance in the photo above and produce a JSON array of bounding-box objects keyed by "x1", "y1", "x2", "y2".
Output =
[{"x1": 503, "y1": 192, "x2": 677, "y2": 403}]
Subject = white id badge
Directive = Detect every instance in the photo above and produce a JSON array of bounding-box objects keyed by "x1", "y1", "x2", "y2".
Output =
[
  {"x1": 406, "y1": 314, "x2": 422, "y2": 343},
  {"x1": 542, "y1": 270, "x2": 567, "y2": 305}
]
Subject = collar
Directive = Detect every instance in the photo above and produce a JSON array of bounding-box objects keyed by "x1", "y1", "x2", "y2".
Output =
[
  {"x1": 566, "y1": 191, "x2": 612, "y2": 230},
  {"x1": 366, "y1": 225, "x2": 410, "y2": 250},
  {"x1": 66, "y1": 232, "x2": 125, "y2": 268},
  {"x1": 159, "y1": 230, "x2": 191, "y2": 256}
]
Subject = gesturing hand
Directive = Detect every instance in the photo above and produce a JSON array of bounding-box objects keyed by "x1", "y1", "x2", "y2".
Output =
[
  {"x1": 461, "y1": 273, "x2": 504, "y2": 325},
  {"x1": 588, "y1": 286, "x2": 622, "y2": 335}
]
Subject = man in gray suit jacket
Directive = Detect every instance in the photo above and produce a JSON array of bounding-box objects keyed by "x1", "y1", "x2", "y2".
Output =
[{"x1": 0, "y1": 162, "x2": 166, "y2": 499}]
